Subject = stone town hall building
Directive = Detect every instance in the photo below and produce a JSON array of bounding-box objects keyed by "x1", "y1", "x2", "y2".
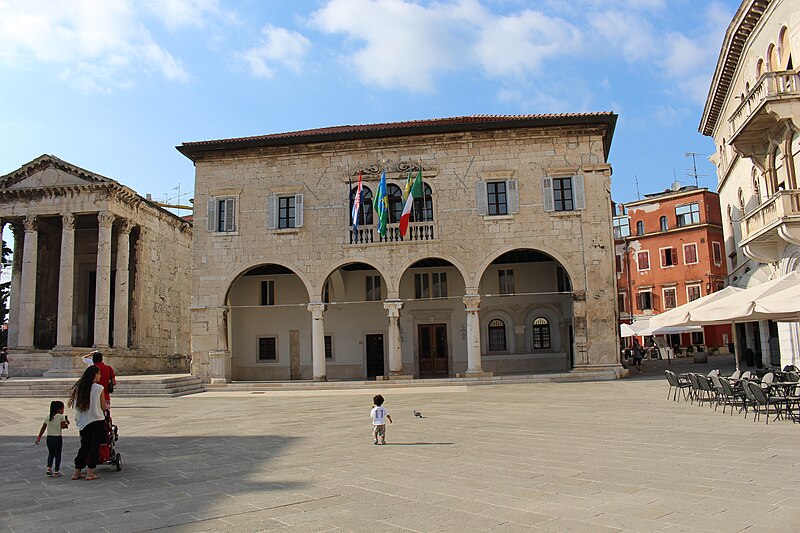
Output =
[
  {"x1": 178, "y1": 114, "x2": 623, "y2": 383},
  {"x1": 0, "y1": 155, "x2": 192, "y2": 376}
]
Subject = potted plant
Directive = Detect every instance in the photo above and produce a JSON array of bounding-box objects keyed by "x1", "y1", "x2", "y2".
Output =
[{"x1": 691, "y1": 345, "x2": 708, "y2": 364}]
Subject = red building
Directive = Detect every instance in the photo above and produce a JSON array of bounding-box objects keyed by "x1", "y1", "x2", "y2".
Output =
[{"x1": 614, "y1": 184, "x2": 731, "y2": 353}]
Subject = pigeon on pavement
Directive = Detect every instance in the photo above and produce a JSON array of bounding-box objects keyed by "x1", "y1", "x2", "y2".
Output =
[{"x1": 413, "y1": 410, "x2": 423, "y2": 418}]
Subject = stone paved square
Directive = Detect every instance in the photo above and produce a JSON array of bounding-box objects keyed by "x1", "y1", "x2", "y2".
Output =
[{"x1": 2, "y1": 366, "x2": 800, "y2": 532}]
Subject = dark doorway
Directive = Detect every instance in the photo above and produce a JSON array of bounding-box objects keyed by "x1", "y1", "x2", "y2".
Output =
[
  {"x1": 365, "y1": 334, "x2": 385, "y2": 378},
  {"x1": 418, "y1": 324, "x2": 448, "y2": 377},
  {"x1": 768, "y1": 321, "x2": 781, "y2": 367},
  {"x1": 84, "y1": 271, "x2": 96, "y2": 347}
]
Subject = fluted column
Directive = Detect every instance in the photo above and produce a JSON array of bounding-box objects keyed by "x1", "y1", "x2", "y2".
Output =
[
  {"x1": 17, "y1": 216, "x2": 38, "y2": 348},
  {"x1": 383, "y1": 300, "x2": 403, "y2": 376},
  {"x1": 308, "y1": 302, "x2": 327, "y2": 381},
  {"x1": 93, "y1": 212, "x2": 114, "y2": 348},
  {"x1": 55, "y1": 214, "x2": 76, "y2": 348},
  {"x1": 113, "y1": 220, "x2": 132, "y2": 348},
  {"x1": 463, "y1": 292, "x2": 484, "y2": 374},
  {"x1": 7, "y1": 223, "x2": 23, "y2": 348}
]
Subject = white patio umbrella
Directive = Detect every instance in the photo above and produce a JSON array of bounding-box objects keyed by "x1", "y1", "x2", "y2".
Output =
[
  {"x1": 689, "y1": 271, "x2": 800, "y2": 324},
  {"x1": 620, "y1": 323, "x2": 637, "y2": 338},
  {"x1": 648, "y1": 285, "x2": 744, "y2": 329},
  {"x1": 753, "y1": 277, "x2": 800, "y2": 320}
]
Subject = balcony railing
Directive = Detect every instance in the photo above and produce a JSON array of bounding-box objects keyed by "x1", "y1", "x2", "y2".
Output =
[
  {"x1": 742, "y1": 189, "x2": 800, "y2": 243},
  {"x1": 349, "y1": 221, "x2": 436, "y2": 244},
  {"x1": 729, "y1": 69, "x2": 800, "y2": 135}
]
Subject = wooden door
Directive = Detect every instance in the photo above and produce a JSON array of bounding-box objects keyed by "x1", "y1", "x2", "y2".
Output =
[
  {"x1": 418, "y1": 324, "x2": 448, "y2": 377},
  {"x1": 366, "y1": 334, "x2": 385, "y2": 378}
]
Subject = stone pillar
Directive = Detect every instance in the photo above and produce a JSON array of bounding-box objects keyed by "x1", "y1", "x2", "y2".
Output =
[
  {"x1": 17, "y1": 216, "x2": 38, "y2": 349},
  {"x1": 207, "y1": 307, "x2": 231, "y2": 384},
  {"x1": 463, "y1": 293, "x2": 489, "y2": 375},
  {"x1": 93, "y1": 212, "x2": 114, "y2": 348},
  {"x1": 571, "y1": 293, "x2": 589, "y2": 368},
  {"x1": 113, "y1": 221, "x2": 132, "y2": 348},
  {"x1": 308, "y1": 302, "x2": 326, "y2": 381},
  {"x1": 55, "y1": 214, "x2": 76, "y2": 348},
  {"x1": 7, "y1": 223, "x2": 23, "y2": 348},
  {"x1": 383, "y1": 300, "x2": 407, "y2": 377}
]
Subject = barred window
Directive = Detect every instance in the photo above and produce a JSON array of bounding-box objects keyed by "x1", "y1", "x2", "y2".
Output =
[
  {"x1": 532, "y1": 317, "x2": 551, "y2": 349},
  {"x1": 488, "y1": 319, "x2": 506, "y2": 351}
]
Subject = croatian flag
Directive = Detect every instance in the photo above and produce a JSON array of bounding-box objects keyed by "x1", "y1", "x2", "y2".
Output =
[{"x1": 351, "y1": 171, "x2": 363, "y2": 229}]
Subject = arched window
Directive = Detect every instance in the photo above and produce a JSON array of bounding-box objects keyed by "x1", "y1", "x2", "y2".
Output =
[
  {"x1": 745, "y1": 81, "x2": 750, "y2": 93},
  {"x1": 532, "y1": 317, "x2": 551, "y2": 349},
  {"x1": 727, "y1": 204, "x2": 734, "y2": 228},
  {"x1": 790, "y1": 133, "x2": 800, "y2": 189},
  {"x1": 387, "y1": 184, "x2": 403, "y2": 223},
  {"x1": 767, "y1": 43, "x2": 777, "y2": 71},
  {"x1": 349, "y1": 186, "x2": 374, "y2": 226},
  {"x1": 779, "y1": 26, "x2": 792, "y2": 69},
  {"x1": 488, "y1": 319, "x2": 506, "y2": 351},
  {"x1": 774, "y1": 144, "x2": 787, "y2": 191},
  {"x1": 659, "y1": 216, "x2": 668, "y2": 232},
  {"x1": 756, "y1": 58, "x2": 765, "y2": 78},
  {"x1": 738, "y1": 188, "x2": 745, "y2": 214},
  {"x1": 752, "y1": 169, "x2": 762, "y2": 206},
  {"x1": 410, "y1": 183, "x2": 434, "y2": 222},
  {"x1": 636, "y1": 220, "x2": 644, "y2": 235}
]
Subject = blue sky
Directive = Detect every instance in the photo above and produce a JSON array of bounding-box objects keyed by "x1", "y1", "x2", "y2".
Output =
[{"x1": 0, "y1": 0, "x2": 738, "y2": 208}]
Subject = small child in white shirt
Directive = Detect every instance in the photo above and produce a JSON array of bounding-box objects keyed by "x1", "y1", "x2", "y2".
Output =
[
  {"x1": 370, "y1": 394, "x2": 392, "y2": 445},
  {"x1": 35, "y1": 400, "x2": 70, "y2": 477}
]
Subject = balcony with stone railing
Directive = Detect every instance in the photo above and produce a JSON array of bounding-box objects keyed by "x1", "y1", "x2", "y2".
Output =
[
  {"x1": 740, "y1": 189, "x2": 800, "y2": 262},
  {"x1": 348, "y1": 221, "x2": 436, "y2": 245},
  {"x1": 728, "y1": 69, "x2": 800, "y2": 159}
]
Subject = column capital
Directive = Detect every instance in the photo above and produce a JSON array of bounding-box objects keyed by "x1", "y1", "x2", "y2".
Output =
[
  {"x1": 118, "y1": 219, "x2": 134, "y2": 235},
  {"x1": 98, "y1": 211, "x2": 115, "y2": 228},
  {"x1": 307, "y1": 302, "x2": 326, "y2": 318},
  {"x1": 23, "y1": 215, "x2": 37, "y2": 232},
  {"x1": 383, "y1": 299, "x2": 403, "y2": 317},
  {"x1": 62, "y1": 213, "x2": 76, "y2": 230},
  {"x1": 462, "y1": 294, "x2": 481, "y2": 311}
]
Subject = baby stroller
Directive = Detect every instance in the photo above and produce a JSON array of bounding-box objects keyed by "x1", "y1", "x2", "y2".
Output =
[{"x1": 97, "y1": 412, "x2": 122, "y2": 471}]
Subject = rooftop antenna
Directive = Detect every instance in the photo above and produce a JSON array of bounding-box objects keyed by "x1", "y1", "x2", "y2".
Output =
[
  {"x1": 634, "y1": 175, "x2": 640, "y2": 200},
  {"x1": 684, "y1": 152, "x2": 708, "y2": 187}
]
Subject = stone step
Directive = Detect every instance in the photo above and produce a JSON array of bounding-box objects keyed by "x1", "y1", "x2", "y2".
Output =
[{"x1": 0, "y1": 375, "x2": 203, "y2": 398}]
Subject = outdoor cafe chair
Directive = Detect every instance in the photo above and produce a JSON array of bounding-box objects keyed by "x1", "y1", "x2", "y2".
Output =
[
  {"x1": 745, "y1": 381, "x2": 789, "y2": 424},
  {"x1": 761, "y1": 372, "x2": 775, "y2": 388},
  {"x1": 783, "y1": 365, "x2": 800, "y2": 373},
  {"x1": 686, "y1": 373, "x2": 702, "y2": 405},
  {"x1": 741, "y1": 371, "x2": 753, "y2": 380},
  {"x1": 665, "y1": 370, "x2": 691, "y2": 401},
  {"x1": 718, "y1": 376, "x2": 746, "y2": 416},
  {"x1": 696, "y1": 375, "x2": 718, "y2": 408},
  {"x1": 729, "y1": 370, "x2": 741, "y2": 380},
  {"x1": 709, "y1": 375, "x2": 726, "y2": 411}
]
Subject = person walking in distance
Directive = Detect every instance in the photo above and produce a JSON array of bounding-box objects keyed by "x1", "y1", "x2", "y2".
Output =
[
  {"x1": 0, "y1": 346, "x2": 9, "y2": 379},
  {"x1": 632, "y1": 338, "x2": 644, "y2": 373},
  {"x1": 370, "y1": 394, "x2": 392, "y2": 445}
]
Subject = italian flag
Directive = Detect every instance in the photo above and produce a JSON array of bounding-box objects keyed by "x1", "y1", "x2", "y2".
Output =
[{"x1": 399, "y1": 168, "x2": 423, "y2": 237}]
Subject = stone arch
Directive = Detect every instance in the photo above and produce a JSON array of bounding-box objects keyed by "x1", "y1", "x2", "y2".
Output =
[
  {"x1": 480, "y1": 308, "x2": 517, "y2": 354},
  {"x1": 394, "y1": 252, "x2": 471, "y2": 296},
  {"x1": 220, "y1": 259, "x2": 313, "y2": 307},
  {"x1": 317, "y1": 258, "x2": 391, "y2": 300},
  {"x1": 475, "y1": 245, "x2": 579, "y2": 291}
]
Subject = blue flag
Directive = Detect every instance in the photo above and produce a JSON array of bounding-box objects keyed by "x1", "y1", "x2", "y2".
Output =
[{"x1": 374, "y1": 170, "x2": 389, "y2": 237}]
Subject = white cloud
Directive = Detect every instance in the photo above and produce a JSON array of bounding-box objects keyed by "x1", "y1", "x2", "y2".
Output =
[
  {"x1": 141, "y1": 0, "x2": 238, "y2": 30},
  {"x1": 590, "y1": 10, "x2": 657, "y2": 62},
  {"x1": 239, "y1": 26, "x2": 312, "y2": 78},
  {"x1": 0, "y1": 0, "x2": 190, "y2": 92},
  {"x1": 309, "y1": 0, "x2": 582, "y2": 92}
]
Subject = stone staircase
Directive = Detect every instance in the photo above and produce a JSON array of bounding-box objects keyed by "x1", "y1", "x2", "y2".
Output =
[{"x1": 0, "y1": 374, "x2": 204, "y2": 398}]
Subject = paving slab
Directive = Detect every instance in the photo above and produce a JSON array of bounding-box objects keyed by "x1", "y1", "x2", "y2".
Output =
[{"x1": 2, "y1": 364, "x2": 799, "y2": 532}]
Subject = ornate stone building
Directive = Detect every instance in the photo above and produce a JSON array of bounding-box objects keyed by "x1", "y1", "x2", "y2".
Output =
[
  {"x1": 700, "y1": 0, "x2": 800, "y2": 367},
  {"x1": 0, "y1": 155, "x2": 192, "y2": 375},
  {"x1": 178, "y1": 114, "x2": 623, "y2": 383}
]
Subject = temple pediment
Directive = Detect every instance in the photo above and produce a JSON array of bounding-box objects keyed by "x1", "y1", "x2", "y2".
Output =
[{"x1": 0, "y1": 154, "x2": 116, "y2": 190}]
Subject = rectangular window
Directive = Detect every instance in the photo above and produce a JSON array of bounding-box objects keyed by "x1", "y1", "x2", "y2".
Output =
[
  {"x1": 414, "y1": 273, "x2": 429, "y2": 299},
  {"x1": 683, "y1": 243, "x2": 698, "y2": 264},
  {"x1": 712, "y1": 241, "x2": 722, "y2": 265},
  {"x1": 637, "y1": 291, "x2": 653, "y2": 311},
  {"x1": 487, "y1": 181, "x2": 508, "y2": 215},
  {"x1": 260, "y1": 280, "x2": 274, "y2": 306},
  {"x1": 613, "y1": 217, "x2": 630, "y2": 238},
  {"x1": 676, "y1": 202, "x2": 701, "y2": 227},
  {"x1": 663, "y1": 288, "x2": 677, "y2": 309},
  {"x1": 691, "y1": 331, "x2": 705, "y2": 345},
  {"x1": 553, "y1": 177, "x2": 574, "y2": 211},
  {"x1": 258, "y1": 337, "x2": 277, "y2": 361},
  {"x1": 687, "y1": 284, "x2": 702, "y2": 302},
  {"x1": 615, "y1": 254, "x2": 623, "y2": 273},
  {"x1": 365, "y1": 275, "x2": 381, "y2": 301},
  {"x1": 278, "y1": 196, "x2": 296, "y2": 229},
  {"x1": 499, "y1": 269, "x2": 515, "y2": 295},
  {"x1": 618, "y1": 292, "x2": 626, "y2": 313},
  {"x1": 209, "y1": 197, "x2": 236, "y2": 232},
  {"x1": 324, "y1": 335, "x2": 333, "y2": 359},
  {"x1": 431, "y1": 272, "x2": 448, "y2": 298},
  {"x1": 660, "y1": 247, "x2": 678, "y2": 267},
  {"x1": 637, "y1": 251, "x2": 650, "y2": 271}
]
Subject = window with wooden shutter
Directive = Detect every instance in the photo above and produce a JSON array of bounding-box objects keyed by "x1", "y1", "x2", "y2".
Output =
[
  {"x1": 507, "y1": 179, "x2": 519, "y2": 214},
  {"x1": 294, "y1": 193, "x2": 304, "y2": 227},
  {"x1": 207, "y1": 199, "x2": 217, "y2": 232},
  {"x1": 476, "y1": 181, "x2": 488, "y2": 215},
  {"x1": 267, "y1": 195, "x2": 277, "y2": 229},
  {"x1": 572, "y1": 175, "x2": 585, "y2": 210},
  {"x1": 542, "y1": 177, "x2": 554, "y2": 212},
  {"x1": 224, "y1": 198, "x2": 235, "y2": 232}
]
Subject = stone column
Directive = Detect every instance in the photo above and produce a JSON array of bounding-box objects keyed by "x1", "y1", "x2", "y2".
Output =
[
  {"x1": 7, "y1": 223, "x2": 23, "y2": 348},
  {"x1": 463, "y1": 293, "x2": 490, "y2": 376},
  {"x1": 383, "y1": 300, "x2": 406, "y2": 377},
  {"x1": 308, "y1": 302, "x2": 327, "y2": 381},
  {"x1": 113, "y1": 220, "x2": 132, "y2": 349},
  {"x1": 55, "y1": 214, "x2": 76, "y2": 348},
  {"x1": 93, "y1": 212, "x2": 114, "y2": 348},
  {"x1": 17, "y1": 216, "x2": 38, "y2": 349},
  {"x1": 571, "y1": 293, "x2": 589, "y2": 368}
]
